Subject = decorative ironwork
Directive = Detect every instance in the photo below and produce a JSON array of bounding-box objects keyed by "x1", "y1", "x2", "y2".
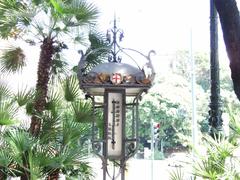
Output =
[{"x1": 107, "y1": 17, "x2": 124, "y2": 63}]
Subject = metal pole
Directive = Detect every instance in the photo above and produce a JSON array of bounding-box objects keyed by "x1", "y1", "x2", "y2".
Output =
[
  {"x1": 209, "y1": 0, "x2": 223, "y2": 136},
  {"x1": 190, "y1": 29, "x2": 197, "y2": 148},
  {"x1": 150, "y1": 119, "x2": 154, "y2": 180}
]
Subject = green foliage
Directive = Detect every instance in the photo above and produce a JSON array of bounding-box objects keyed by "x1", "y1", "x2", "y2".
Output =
[
  {"x1": 71, "y1": 100, "x2": 93, "y2": 123},
  {"x1": 63, "y1": 75, "x2": 80, "y2": 102},
  {"x1": 84, "y1": 31, "x2": 111, "y2": 72},
  {"x1": 169, "y1": 167, "x2": 185, "y2": 180},
  {"x1": 139, "y1": 92, "x2": 191, "y2": 150},
  {"x1": 0, "y1": 82, "x2": 17, "y2": 126},
  {"x1": 14, "y1": 87, "x2": 34, "y2": 107},
  {"x1": 0, "y1": 82, "x2": 11, "y2": 101},
  {"x1": 0, "y1": 0, "x2": 32, "y2": 38},
  {"x1": 154, "y1": 150, "x2": 165, "y2": 160},
  {"x1": 45, "y1": 89, "x2": 62, "y2": 114},
  {"x1": 172, "y1": 50, "x2": 210, "y2": 91},
  {"x1": 0, "y1": 46, "x2": 26, "y2": 73},
  {"x1": 192, "y1": 135, "x2": 235, "y2": 179}
]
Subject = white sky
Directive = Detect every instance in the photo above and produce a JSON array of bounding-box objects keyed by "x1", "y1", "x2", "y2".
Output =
[
  {"x1": 1, "y1": 0, "x2": 236, "y2": 90},
  {"x1": 94, "y1": 0, "x2": 230, "y2": 72},
  {"x1": 95, "y1": 0, "x2": 211, "y2": 52}
]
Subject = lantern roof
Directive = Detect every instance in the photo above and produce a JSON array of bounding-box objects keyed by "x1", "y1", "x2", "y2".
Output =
[
  {"x1": 90, "y1": 62, "x2": 142, "y2": 75},
  {"x1": 77, "y1": 18, "x2": 155, "y2": 96}
]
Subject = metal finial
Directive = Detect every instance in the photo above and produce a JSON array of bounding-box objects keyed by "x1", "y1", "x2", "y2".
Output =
[{"x1": 107, "y1": 15, "x2": 124, "y2": 63}]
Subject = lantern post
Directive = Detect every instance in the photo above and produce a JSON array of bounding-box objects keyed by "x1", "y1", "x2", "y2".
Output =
[
  {"x1": 209, "y1": 0, "x2": 223, "y2": 136},
  {"x1": 77, "y1": 18, "x2": 155, "y2": 180}
]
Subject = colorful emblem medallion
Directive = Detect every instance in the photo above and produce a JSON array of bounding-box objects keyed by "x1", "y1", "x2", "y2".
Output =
[{"x1": 111, "y1": 73, "x2": 122, "y2": 84}]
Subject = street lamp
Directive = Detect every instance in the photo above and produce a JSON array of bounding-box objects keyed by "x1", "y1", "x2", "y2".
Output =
[
  {"x1": 77, "y1": 18, "x2": 155, "y2": 180},
  {"x1": 209, "y1": 0, "x2": 223, "y2": 136}
]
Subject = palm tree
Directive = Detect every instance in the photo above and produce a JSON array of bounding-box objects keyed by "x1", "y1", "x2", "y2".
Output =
[
  {"x1": 0, "y1": 1, "x2": 110, "y2": 179},
  {"x1": 0, "y1": 75, "x2": 96, "y2": 179},
  {"x1": 0, "y1": 0, "x2": 99, "y2": 137}
]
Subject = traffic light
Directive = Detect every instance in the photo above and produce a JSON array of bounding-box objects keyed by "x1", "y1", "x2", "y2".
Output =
[{"x1": 154, "y1": 123, "x2": 160, "y2": 139}]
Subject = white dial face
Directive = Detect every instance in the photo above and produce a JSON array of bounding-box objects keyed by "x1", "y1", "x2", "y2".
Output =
[{"x1": 107, "y1": 92, "x2": 123, "y2": 158}]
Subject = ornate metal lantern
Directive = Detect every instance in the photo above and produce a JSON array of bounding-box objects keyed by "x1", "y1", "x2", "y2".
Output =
[{"x1": 77, "y1": 19, "x2": 155, "y2": 180}]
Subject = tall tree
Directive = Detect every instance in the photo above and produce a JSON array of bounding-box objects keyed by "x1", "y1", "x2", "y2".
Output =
[
  {"x1": 0, "y1": 0, "x2": 99, "y2": 137},
  {"x1": 214, "y1": 0, "x2": 240, "y2": 101}
]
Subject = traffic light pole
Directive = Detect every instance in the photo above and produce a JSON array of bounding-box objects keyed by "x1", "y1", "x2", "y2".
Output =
[{"x1": 150, "y1": 119, "x2": 154, "y2": 180}]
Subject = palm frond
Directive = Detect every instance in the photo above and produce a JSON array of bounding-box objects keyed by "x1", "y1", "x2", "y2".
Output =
[
  {"x1": 192, "y1": 135, "x2": 235, "y2": 179},
  {"x1": 0, "y1": 0, "x2": 33, "y2": 38},
  {"x1": 3, "y1": 128, "x2": 33, "y2": 153},
  {"x1": 0, "y1": 46, "x2": 26, "y2": 73},
  {"x1": 0, "y1": 100, "x2": 17, "y2": 125},
  {"x1": 26, "y1": 101, "x2": 34, "y2": 115},
  {"x1": 50, "y1": 0, "x2": 64, "y2": 14},
  {"x1": 169, "y1": 167, "x2": 184, "y2": 180},
  {"x1": 50, "y1": 52, "x2": 69, "y2": 83},
  {"x1": 14, "y1": 87, "x2": 34, "y2": 107},
  {"x1": 84, "y1": 31, "x2": 111, "y2": 72},
  {"x1": 45, "y1": 145, "x2": 92, "y2": 178},
  {"x1": 0, "y1": 148, "x2": 12, "y2": 167},
  {"x1": 60, "y1": 0, "x2": 99, "y2": 26},
  {"x1": 62, "y1": 114, "x2": 90, "y2": 146},
  {"x1": 0, "y1": 149, "x2": 20, "y2": 177},
  {"x1": 39, "y1": 112, "x2": 62, "y2": 144},
  {"x1": 62, "y1": 75, "x2": 80, "y2": 102},
  {"x1": 229, "y1": 112, "x2": 240, "y2": 137},
  {"x1": 46, "y1": 89, "x2": 62, "y2": 113},
  {"x1": 71, "y1": 100, "x2": 93, "y2": 123},
  {"x1": 68, "y1": 0, "x2": 99, "y2": 25},
  {"x1": 0, "y1": 82, "x2": 11, "y2": 101}
]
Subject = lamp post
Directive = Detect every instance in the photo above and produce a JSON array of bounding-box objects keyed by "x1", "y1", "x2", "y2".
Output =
[
  {"x1": 77, "y1": 18, "x2": 155, "y2": 180},
  {"x1": 209, "y1": 0, "x2": 223, "y2": 136}
]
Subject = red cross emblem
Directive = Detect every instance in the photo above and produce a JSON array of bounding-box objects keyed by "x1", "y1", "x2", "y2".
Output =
[{"x1": 111, "y1": 73, "x2": 122, "y2": 84}]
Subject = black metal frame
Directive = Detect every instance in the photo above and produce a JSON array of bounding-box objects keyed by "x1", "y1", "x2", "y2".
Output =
[
  {"x1": 89, "y1": 89, "x2": 143, "y2": 180},
  {"x1": 209, "y1": 0, "x2": 223, "y2": 136}
]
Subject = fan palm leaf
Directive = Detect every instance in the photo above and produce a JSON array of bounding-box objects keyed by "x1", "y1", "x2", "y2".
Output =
[
  {"x1": 71, "y1": 100, "x2": 93, "y2": 123},
  {"x1": 0, "y1": 100, "x2": 17, "y2": 126},
  {"x1": 50, "y1": 0, "x2": 99, "y2": 26},
  {"x1": 0, "y1": 0, "x2": 33, "y2": 39},
  {"x1": 39, "y1": 112, "x2": 62, "y2": 144},
  {"x1": 0, "y1": 82, "x2": 11, "y2": 99},
  {"x1": 169, "y1": 167, "x2": 185, "y2": 180},
  {"x1": 0, "y1": 127, "x2": 55, "y2": 179},
  {"x1": 37, "y1": 112, "x2": 92, "y2": 179},
  {"x1": 62, "y1": 114, "x2": 90, "y2": 146},
  {"x1": 14, "y1": 87, "x2": 34, "y2": 107},
  {"x1": 0, "y1": 46, "x2": 26, "y2": 73},
  {"x1": 192, "y1": 135, "x2": 235, "y2": 179},
  {"x1": 62, "y1": 75, "x2": 80, "y2": 102},
  {"x1": 45, "y1": 88, "x2": 63, "y2": 114},
  {"x1": 84, "y1": 31, "x2": 111, "y2": 72},
  {"x1": 0, "y1": 148, "x2": 21, "y2": 178}
]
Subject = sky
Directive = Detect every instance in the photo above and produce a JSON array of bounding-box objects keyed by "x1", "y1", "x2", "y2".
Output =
[
  {"x1": 95, "y1": 0, "x2": 211, "y2": 52},
  {"x1": 93, "y1": 0, "x2": 230, "y2": 73},
  {"x1": 1, "y1": 0, "x2": 235, "y2": 90}
]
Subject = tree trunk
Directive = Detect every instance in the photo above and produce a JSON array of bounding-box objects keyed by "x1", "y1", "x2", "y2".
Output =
[
  {"x1": 29, "y1": 37, "x2": 54, "y2": 136},
  {"x1": 47, "y1": 169, "x2": 60, "y2": 180},
  {"x1": 0, "y1": 171, "x2": 7, "y2": 180},
  {"x1": 214, "y1": 0, "x2": 240, "y2": 100},
  {"x1": 20, "y1": 152, "x2": 30, "y2": 180}
]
